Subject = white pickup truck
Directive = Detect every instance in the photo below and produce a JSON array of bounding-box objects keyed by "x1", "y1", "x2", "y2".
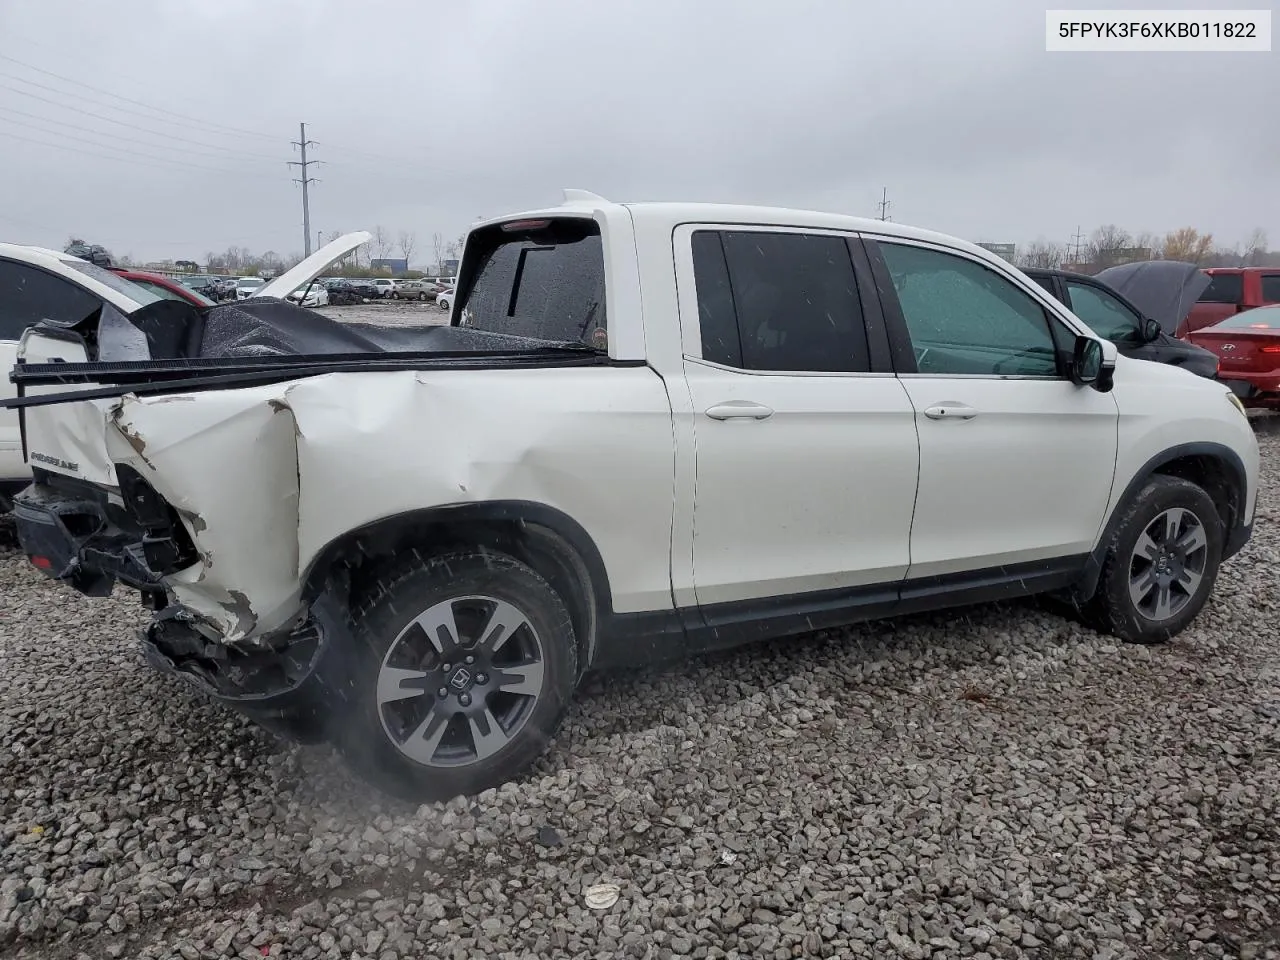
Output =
[{"x1": 4, "y1": 191, "x2": 1259, "y2": 800}]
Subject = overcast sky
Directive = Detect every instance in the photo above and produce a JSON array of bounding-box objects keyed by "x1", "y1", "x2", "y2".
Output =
[{"x1": 0, "y1": 0, "x2": 1274, "y2": 264}]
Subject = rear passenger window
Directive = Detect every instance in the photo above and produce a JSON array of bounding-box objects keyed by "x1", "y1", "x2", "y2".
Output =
[
  {"x1": 1261, "y1": 274, "x2": 1280, "y2": 304},
  {"x1": 1198, "y1": 273, "x2": 1244, "y2": 304},
  {"x1": 0, "y1": 260, "x2": 101, "y2": 341},
  {"x1": 690, "y1": 230, "x2": 869, "y2": 373}
]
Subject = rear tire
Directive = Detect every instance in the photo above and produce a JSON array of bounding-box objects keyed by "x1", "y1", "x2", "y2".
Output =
[
  {"x1": 1081, "y1": 476, "x2": 1224, "y2": 644},
  {"x1": 333, "y1": 550, "x2": 578, "y2": 801}
]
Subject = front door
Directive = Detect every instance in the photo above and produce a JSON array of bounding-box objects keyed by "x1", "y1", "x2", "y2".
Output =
[
  {"x1": 868, "y1": 239, "x2": 1120, "y2": 580},
  {"x1": 674, "y1": 226, "x2": 920, "y2": 606}
]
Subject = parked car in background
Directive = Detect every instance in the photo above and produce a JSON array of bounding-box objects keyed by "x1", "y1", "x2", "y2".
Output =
[
  {"x1": 1024, "y1": 267, "x2": 1219, "y2": 379},
  {"x1": 0, "y1": 242, "x2": 162, "y2": 504},
  {"x1": 372, "y1": 278, "x2": 396, "y2": 299},
  {"x1": 110, "y1": 269, "x2": 216, "y2": 308},
  {"x1": 287, "y1": 282, "x2": 329, "y2": 308},
  {"x1": 324, "y1": 280, "x2": 364, "y2": 306},
  {"x1": 235, "y1": 277, "x2": 266, "y2": 299},
  {"x1": 208, "y1": 277, "x2": 239, "y2": 301},
  {"x1": 436, "y1": 280, "x2": 456, "y2": 312},
  {"x1": 178, "y1": 275, "x2": 221, "y2": 299},
  {"x1": 347, "y1": 278, "x2": 380, "y2": 300},
  {"x1": 392, "y1": 278, "x2": 434, "y2": 300},
  {"x1": 1186, "y1": 305, "x2": 1280, "y2": 408},
  {"x1": 1185, "y1": 268, "x2": 1280, "y2": 336}
]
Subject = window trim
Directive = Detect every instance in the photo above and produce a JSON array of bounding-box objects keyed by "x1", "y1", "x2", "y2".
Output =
[
  {"x1": 672, "y1": 222, "x2": 893, "y2": 377},
  {"x1": 0, "y1": 255, "x2": 106, "y2": 342},
  {"x1": 865, "y1": 237, "x2": 1092, "y2": 381}
]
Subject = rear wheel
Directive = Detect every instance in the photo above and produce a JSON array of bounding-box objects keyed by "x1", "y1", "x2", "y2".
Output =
[
  {"x1": 334, "y1": 550, "x2": 578, "y2": 800},
  {"x1": 1082, "y1": 476, "x2": 1224, "y2": 644}
]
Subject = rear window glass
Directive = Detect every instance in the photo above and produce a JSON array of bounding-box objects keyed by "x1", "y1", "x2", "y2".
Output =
[
  {"x1": 61, "y1": 260, "x2": 161, "y2": 306},
  {"x1": 1261, "y1": 275, "x2": 1280, "y2": 303},
  {"x1": 458, "y1": 220, "x2": 606, "y2": 349},
  {"x1": 1211, "y1": 305, "x2": 1280, "y2": 329},
  {"x1": 1198, "y1": 273, "x2": 1243, "y2": 304}
]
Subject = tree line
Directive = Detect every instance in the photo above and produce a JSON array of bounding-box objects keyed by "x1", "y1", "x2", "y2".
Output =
[{"x1": 1017, "y1": 226, "x2": 1275, "y2": 272}]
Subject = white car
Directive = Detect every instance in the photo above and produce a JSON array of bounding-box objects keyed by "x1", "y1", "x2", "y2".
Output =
[
  {"x1": 4, "y1": 194, "x2": 1258, "y2": 801},
  {"x1": 287, "y1": 283, "x2": 329, "y2": 308},
  {"x1": 372, "y1": 278, "x2": 396, "y2": 299},
  {"x1": 436, "y1": 282, "x2": 456, "y2": 312},
  {"x1": 0, "y1": 243, "x2": 163, "y2": 504},
  {"x1": 235, "y1": 277, "x2": 266, "y2": 299}
]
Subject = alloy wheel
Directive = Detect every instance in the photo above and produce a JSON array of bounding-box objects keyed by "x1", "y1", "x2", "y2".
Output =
[
  {"x1": 1127, "y1": 507, "x2": 1208, "y2": 622},
  {"x1": 375, "y1": 595, "x2": 546, "y2": 768}
]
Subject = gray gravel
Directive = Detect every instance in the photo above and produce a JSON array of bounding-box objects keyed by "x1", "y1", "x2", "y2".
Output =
[{"x1": 2, "y1": 417, "x2": 1279, "y2": 960}]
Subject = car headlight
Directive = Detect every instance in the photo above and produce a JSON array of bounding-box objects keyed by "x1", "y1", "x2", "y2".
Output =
[{"x1": 1226, "y1": 391, "x2": 1248, "y2": 417}]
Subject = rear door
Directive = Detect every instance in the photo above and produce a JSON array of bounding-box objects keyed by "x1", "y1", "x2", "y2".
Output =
[
  {"x1": 866, "y1": 238, "x2": 1119, "y2": 580},
  {"x1": 0, "y1": 259, "x2": 103, "y2": 481},
  {"x1": 1189, "y1": 272, "x2": 1244, "y2": 334},
  {"x1": 673, "y1": 225, "x2": 919, "y2": 608}
]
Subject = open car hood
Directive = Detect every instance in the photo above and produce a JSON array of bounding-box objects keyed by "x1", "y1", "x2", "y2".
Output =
[
  {"x1": 258, "y1": 231, "x2": 371, "y2": 299},
  {"x1": 1094, "y1": 260, "x2": 1211, "y2": 335}
]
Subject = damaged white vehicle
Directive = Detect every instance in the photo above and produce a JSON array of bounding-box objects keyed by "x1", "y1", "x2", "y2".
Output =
[{"x1": 5, "y1": 192, "x2": 1259, "y2": 800}]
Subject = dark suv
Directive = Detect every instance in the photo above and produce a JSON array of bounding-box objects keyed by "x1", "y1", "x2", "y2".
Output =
[{"x1": 1023, "y1": 268, "x2": 1219, "y2": 379}]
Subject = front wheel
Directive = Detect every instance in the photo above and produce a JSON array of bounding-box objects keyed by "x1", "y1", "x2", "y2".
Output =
[
  {"x1": 1082, "y1": 476, "x2": 1224, "y2": 644},
  {"x1": 334, "y1": 550, "x2": 578, "y2": 800}
]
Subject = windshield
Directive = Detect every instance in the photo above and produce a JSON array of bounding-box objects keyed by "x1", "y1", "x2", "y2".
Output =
[
  {"x1": 60, "y1": 259, "x2": 161, "y2": 306},
  {"x1": 1211, "y1": 305, "x2": 1280, "y2": 329},
  {"x1": 457, "y1": 218, "x2": 606, "y2": 349}
]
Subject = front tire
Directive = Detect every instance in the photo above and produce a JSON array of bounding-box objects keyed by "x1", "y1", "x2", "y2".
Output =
[
  {"x1": 1082, "y1": 476, "x2": 1224, "y2": 644},
  {"x1": 334, "y1": 550, "x2": 578, "y2": 801}
]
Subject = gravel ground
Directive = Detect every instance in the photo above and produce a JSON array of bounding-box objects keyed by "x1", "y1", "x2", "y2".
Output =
[
  {"x1": 315, "y1": 299, "x2": 451, "y2": 327},
  {"x1": 2, "y1": 417, "x2": 1279, "y2": 960}
]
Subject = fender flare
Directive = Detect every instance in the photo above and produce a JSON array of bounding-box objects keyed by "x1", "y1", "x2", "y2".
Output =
[{"x1": 1076, "y1": 441, "x2": 1249, "y2": 598}]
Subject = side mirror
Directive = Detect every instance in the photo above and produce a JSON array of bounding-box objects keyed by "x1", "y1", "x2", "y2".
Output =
[
  {"x1": 1142, "y1": 318, "x2": 1162, "y2": 342},
  {"x1": 1071, "y1": 336, "x2": 1107, "y2": 388}
]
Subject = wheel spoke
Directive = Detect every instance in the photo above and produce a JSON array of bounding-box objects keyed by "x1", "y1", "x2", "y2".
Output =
[
  {"x1": 494, "y1": 660, "x2": 545, "y2": 698},
  {"x1": 1175, "y1": 523, "x2": 1207, "y2": 556},
  {"x1": 1176, "y1": 566, "x2": 1205, "y2": 597},
  {"x1": 412, "y1": 600, "x2": 460, "y2": 654},
  {"x1": 1129, "y1": 569, "x2": 1156, "y2": 607},
  {"x1": 377, "y1": 666, "x2": 433, "y2": 705},
  {"x1": 399, "y1": 708, "x2": 451, "y2": 765},
  {"x1": 1162, "y1": 508, "x2": 1185, "y2": 544},
  {"x1": 477, "y1": 601, "x2": 529, "y2": 655},
  {"x1": 467, "y1": 705, "x2": 511, "y2": 761},
  {"x1": 1151, "y1": 582, "x2": 1176, "y2": 620},
  {"x1": 1134, "y1": 530, "x2": 1161, "y2": 561}
]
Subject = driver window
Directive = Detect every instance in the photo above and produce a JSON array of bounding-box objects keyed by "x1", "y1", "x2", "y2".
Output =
[
  {"x1": 1064, "y1": 280, "x2": 1142, "y2": 341},
  {"x1": 878, "y1": 242, "x2": 1059, "y2": 377}
]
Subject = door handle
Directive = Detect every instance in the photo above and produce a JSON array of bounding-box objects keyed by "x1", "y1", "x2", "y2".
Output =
[
  {"x1": 705, "y1": 401, "x2": 774, "y2": 421},
  {"x1": 923, "y1": 402, "x2": 978, "y2": 420}
]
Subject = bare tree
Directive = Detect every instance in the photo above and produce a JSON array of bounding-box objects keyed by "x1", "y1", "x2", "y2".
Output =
[
  {"x1": 1132, "y1": 232, "x2": 1163, "y2": 259},
  {"x1": 371, "y1": 225, "x2": 393, "y2": 263},
  {"x1": 1243, "y1": 227, "x2": 1269, "y2": 266},
  {"x1": 431, "y1": 232, "x2": 445, "y2": 273},
  {"x1": 398, "y1": 230, "x2": 417, "y2": 268},
  {"x1": 1087, "y1": 225, "x2": 1133, "y2": 269},
  {"x1": 1017, "y1": 239, "x2": 1066, "y2": 270},
  {"x1": 1162, "y1": 227, "x2": 1215, "y2": 264}
]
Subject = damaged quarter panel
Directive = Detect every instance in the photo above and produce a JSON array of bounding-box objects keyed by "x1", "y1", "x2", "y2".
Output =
[
  {"x1": 103, "y1": 386, "x2": 303, "y2": 642},
  {"x1": 284, "y1": 366, "x2": 678, "y2": 614}
]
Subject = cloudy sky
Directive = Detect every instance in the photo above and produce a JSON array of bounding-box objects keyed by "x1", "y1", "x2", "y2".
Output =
[{"x1": 0, "y1": 0, "x2": 1274, "y2": 265}]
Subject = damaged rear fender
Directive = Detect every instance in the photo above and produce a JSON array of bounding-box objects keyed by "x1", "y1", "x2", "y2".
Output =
[{"x1": 104, "y1": 386, "x2": 305, "y2": 644}]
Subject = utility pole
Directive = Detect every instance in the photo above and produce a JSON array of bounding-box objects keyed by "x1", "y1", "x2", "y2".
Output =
[
  {"x1": 1070, "y1": 225, "x2": 1086, "y2": 263},
  {"x1": 287, "y1": 123, "x2": 320, "y2": 257},
  {"x1": 876, "y1": 188, "x2": 892, "y2": 222}
]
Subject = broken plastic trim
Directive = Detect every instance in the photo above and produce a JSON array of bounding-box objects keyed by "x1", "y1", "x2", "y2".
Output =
[{"x1": 5, "y1": 351, "x2": 641, "y2": 409}]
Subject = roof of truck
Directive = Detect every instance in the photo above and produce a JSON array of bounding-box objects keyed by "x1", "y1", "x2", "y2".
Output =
[{"x1": 475, "y1": 189, "x2": 1002, "y2": 267}]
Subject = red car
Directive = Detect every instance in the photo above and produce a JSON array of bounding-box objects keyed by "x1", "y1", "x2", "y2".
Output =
[
  {"x1": 1183, "y1": 267, "x2": 1280, "y2": 336},
  {"x1": 110, "y1": 269, "x2": 215, "y2": 308},
  {"x1": 1186, "y1": 304, "x2": 1280, "y2": 408}
]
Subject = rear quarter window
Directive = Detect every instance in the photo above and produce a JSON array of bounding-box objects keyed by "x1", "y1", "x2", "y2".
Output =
[
  {"x1": 1261, "y1": 274, "x2": 1280, "y2": 304},
  {"x1": 458, "y1": 219, "x2": 606, "y2": 349},
  {"x1": 1198, "y1": 273, "x2": 1244, "y2": 304}
]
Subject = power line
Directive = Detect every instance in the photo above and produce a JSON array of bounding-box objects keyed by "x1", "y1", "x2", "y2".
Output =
[
  {"x1": 0, "y1": 52, "x2": 281, "y2": 143},
  {"x1": 288, "y1": 123, "x2": 320, "y2": 257},
  {"x1": 0, "y1": 105, "x2": 274, "y2": 171},
  {"x1": 0, "y1": 126, "x2": 251, "y2": 178},
  {"x1": 0, "y1": 76, "x2": 279, "y2": 161}
]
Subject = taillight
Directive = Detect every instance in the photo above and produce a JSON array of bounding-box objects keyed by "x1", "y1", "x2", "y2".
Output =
[
  {"x1": 1260, "y1": 345, "x2": 1280, "y2": 354},
  {"x1": 29, "y1": 555, "x2": 52, "y2": 570}
]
